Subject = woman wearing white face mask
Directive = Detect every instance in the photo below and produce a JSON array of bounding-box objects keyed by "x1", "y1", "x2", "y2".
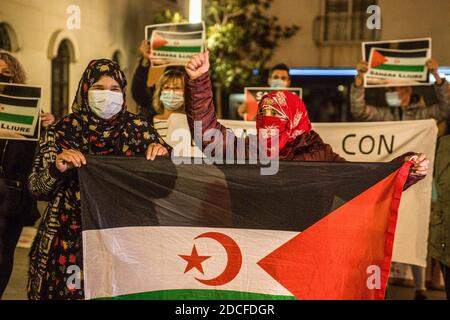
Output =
[
  {"x1": 27, "y1": 59, "x2": 170, "y2": 300},
  {"x1": 152, "y1": 69, "x2": 186, "y2": 139}
]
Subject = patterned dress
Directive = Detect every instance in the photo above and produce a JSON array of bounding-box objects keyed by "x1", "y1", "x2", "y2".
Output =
[{"x1": 27, "y1": 60, "x2": 170, "y2": 300}]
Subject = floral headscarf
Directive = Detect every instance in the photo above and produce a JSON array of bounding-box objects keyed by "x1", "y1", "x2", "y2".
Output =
[{"x1": 57, "y1": 59, "x2": 128, "y2": 155}]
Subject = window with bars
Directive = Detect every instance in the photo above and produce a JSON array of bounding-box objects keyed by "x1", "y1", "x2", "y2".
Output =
[
  {"x1": 51, "y1": 40, "x2": 71, "y2": 119},
  {"x1": 0, "y1": 23, "x2": 12, "y2": 52},
  {"x1": 315, "y1": 0, "x2": 380, "y2": 44}
]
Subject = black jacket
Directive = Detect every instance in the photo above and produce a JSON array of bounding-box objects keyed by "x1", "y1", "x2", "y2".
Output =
[
  {"x1": 0, "y1": 139, "x2": 40, "y2": 224},
  {"x1": 131, "y1": 59, "x2": 156, "y2": 120}
]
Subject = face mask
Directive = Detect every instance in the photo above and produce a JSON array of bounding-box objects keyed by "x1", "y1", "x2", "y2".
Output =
[
  {"x1": 256, "y1": 115, "x2": 289, "y2": 157},
  {"x1": 270, "y1": 79, "x2": 288, "y2": 88},
  {"x1": 160, "y1": 91, "x2": 184, "y2": 111},
  {"x1": 385, "y1": 91, "x2": 402, "y2": 107},
  {"x1": 88, "y1": 90, "x2": 124, "y2": 119},
  {"x1": 0, "y1": 74, "x2": 12, "y2": 83}
]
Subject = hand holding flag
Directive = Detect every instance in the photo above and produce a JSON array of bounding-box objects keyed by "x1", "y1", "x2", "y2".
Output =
[
  {"x1": 56, "y1": 149, "x2": 87, "y2": 173},
  {"x1": 407, "y1": 153, "x2": 429, "y2": 176}
]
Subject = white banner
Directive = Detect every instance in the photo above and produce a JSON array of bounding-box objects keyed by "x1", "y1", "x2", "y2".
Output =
[{"x1": 167, "y1": 114, "x2": 438, "y2": 267}]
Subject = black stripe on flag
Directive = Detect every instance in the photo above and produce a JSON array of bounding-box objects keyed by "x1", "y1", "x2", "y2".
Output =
[
  {"x1": 0, "y1": 95, "x2": 39, "y2": 108},
  {"x1": 79, "y1": 156, "x2": 402, "y2": 233},
  {"x1": 0, "y1": 84, "x2": 41, "y2": 99},
  {"x1": 374, "y1": 48, "x2": 428, "y2": 58}
]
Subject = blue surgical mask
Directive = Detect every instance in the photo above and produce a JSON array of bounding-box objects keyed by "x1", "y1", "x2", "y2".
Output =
[
  {"x1": 270, "y1": 79, "x2": 288, "y2": 88},
  {"x1": 385, "y1": 91, "x2": 402, "y2": 107},
  {"x1": 160, "y1": 91, "x2": 184, "y2": 111}
]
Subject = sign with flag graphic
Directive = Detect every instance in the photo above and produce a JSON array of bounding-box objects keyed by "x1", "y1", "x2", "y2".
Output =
[
  {"x1": 362, "y1": 38, "x2": 432, "y2": 87},
  {"x1": 79, "y1": 156, "x2": 412, "y2": 300},
  {"x1": 244, "y1": 87, "x2": 303, "y2": 121},
  {"x1": 145, "y1": 22, "x2": 206, "y2": 68},
  {"x1": 0, "y1": 82, "x2": 42, "y2": 141}
]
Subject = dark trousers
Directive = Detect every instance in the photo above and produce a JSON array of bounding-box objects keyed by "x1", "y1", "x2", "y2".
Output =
[
  {"x1": 0, "y1": 216, "x2": 23, "y2": 298},
  {"x1": 442, "y1": 263, "x2": 450, "y2": 300}
]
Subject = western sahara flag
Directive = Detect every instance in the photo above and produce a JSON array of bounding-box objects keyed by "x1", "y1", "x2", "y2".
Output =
[
  {"x1": 369, "y1": 48, "x2": 429, "y2": 79},
  {"x1": 151, "y1": 30, "x2": 203, "y2": 57},
  {"x1": 79, "y1": 156, "x2": 412, "y2": 300}
]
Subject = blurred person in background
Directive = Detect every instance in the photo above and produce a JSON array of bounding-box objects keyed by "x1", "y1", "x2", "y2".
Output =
[
  {"x1": 0, "y1": 50, "x2": 55, "y2": 298},
  {"x1": 238, "y1": 63, "x2": 292, "y2": 120},
  {"x1": 351, "y1": 58, "x2": 450, "y2": 300},
  {"x1": 428, "y1": 133, "x2": 450, "y2": 300},
  {"x1": 151, "y1": 69, "x2": 186, "y2": 140}
]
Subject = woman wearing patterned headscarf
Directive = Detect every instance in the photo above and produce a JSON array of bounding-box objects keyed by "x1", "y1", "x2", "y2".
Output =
[{"x1": 27, "y1": 59, "x2": 170, "y2": 300}]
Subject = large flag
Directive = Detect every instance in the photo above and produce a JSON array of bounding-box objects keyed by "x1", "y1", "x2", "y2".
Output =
[
  {"x1": 166, "y1": 116, "x2": 437, "y2": 267},
  {"x1": 79, "y1": 156, "x2": 412, "y2": 300}
]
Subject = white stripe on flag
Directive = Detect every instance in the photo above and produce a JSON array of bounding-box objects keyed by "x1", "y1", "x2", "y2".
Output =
[{"x1": 83, "y1": 227, "x2": 297, "y2": 300}]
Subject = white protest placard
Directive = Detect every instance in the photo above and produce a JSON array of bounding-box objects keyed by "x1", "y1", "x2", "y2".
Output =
[
  {"x1": 0, "y1": 82, "x2": 42, "y2": 141},
  {"x1": 145, "y1": 22, "x2": 206, "y2": 68},
  {"x1": 363, "y1": 38, "x2": 432, "y2": 87},
  {"x1": 166, "y1": 114, "x2": 437, "y2": 267},
  {"x1": 244, "y1": 87, "x2": 303, "y2": 121}
]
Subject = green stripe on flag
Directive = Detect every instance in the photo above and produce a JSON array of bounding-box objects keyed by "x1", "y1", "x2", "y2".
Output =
[
  {"x1": 155, "y1": 46, "x2": 202, "y2": 53},
  {"x1": 373, "y1": 64, "x2": 425, "y2": 73},
  {"x1": 96, "y1": 289, "x2": 296, "y2": 300},
  {"x1": 0, "y1": 112, "x2": 34, "y2": 125}
]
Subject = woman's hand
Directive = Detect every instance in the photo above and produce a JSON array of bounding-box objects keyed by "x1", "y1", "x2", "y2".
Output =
[
  {"x1": 354, "y1": 60, "x2": 368, "y2": 88},
  {"x1": 426, "y1": 58, "x2": 442, "y2": 85},
  {"x1": 406, "y1": 153, "x2": 429, "y2": 176},
  {"x1": 56, "y1": 149, "x2": 87, "y2": 173},
  {"x1": 40, "y1": 112, "x2": 55, "y2": 128},
  {"x1": 146, "y1": 143, "x2": 169, "y2": 161},
  {"x1": 139, "y1": 40, "x2": 152, "y2": 66},
  {"x1": 185, "y1": 51, "x2": 210, "y2": 80}
]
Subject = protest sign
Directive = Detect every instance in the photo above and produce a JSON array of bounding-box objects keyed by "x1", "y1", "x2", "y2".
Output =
[
  {"x1": 363, "y1": 38, "x2": 432, "y2": 87},
  {"x1": 145, "y1": 22, "x2": 206, "y2": 68},
  {"x1": 0, "y1": 82, "x2": 42, "y2": 141}
]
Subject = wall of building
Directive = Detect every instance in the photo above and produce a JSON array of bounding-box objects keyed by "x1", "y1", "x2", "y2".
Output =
[
  {"x1": 0, "y1": 0, "x2": 179, "y2": 113},
  {"x1": 268, "y1": 0, "x2": 450, "y2": 69}
]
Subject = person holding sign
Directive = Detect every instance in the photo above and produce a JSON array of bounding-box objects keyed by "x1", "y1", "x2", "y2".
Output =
[
  {"x1": 27, "y1": 59, "x2": 170, "y2": 300},
  {"x1": 184, "y1": 52, "x2": 429, "y2": 181},
  {"x1": 238, "y1": 64, "x2": 292, "y2": 120},
  {"x1": 351, "y1": 59, "x2": 450, "y2": 121},
  {"x1": 0, "y1": 50, "x2": 55, "y2": 298},
  {"x1": 351, "y1": 57, "x2": 449, "y2": 300}
]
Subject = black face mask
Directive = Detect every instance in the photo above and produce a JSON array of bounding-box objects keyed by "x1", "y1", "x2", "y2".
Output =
[{"x1": 0, "y1": 74, "x2": 13, "y2": 83}]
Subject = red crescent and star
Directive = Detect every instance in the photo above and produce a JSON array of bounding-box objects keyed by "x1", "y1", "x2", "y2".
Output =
[{"x1": 178, "y1": 232, "x2": 243, "y2": 286}]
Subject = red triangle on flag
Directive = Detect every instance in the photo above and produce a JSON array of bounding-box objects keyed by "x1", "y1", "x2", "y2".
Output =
[
  {"x1": 152, "y1": 32, "x2": 169, "y2": 50},
  {"x1": 370, "y1": 50, "x2": 388, "y2": 68},
  {"x1": 257, "y1": 163, "x2": 411, "y2": 300}
]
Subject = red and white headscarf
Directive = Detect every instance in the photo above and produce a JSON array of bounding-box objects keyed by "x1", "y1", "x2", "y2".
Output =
[{"x1": 256, "y1": 91, "x2": 312, "y2": 154}]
